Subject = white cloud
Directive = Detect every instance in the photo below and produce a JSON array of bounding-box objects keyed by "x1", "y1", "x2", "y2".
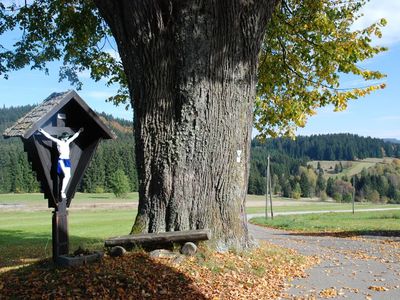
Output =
[{"x1": 352, "y1": 0, "x2": 400, "y2": 46}]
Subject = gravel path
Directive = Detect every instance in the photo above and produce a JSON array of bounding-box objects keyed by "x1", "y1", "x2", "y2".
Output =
[{"x1": 249, "y1": 224, "x2": 400, "y2": 299}]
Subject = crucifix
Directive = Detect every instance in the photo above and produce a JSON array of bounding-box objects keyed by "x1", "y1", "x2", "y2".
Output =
[
  {"x1": 36, "y1": 113, "x2": 84, "y2": 260},
  {"x1": 3, "y1": 90, "x2": 116, "y2": 264}
]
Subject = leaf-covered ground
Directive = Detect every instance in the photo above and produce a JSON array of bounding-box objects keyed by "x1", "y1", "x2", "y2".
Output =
[{"x1": 0, "y1": 242, "x2": 317, "y2": 299}]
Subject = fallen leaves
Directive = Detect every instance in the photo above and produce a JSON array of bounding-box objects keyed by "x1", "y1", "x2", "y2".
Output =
[
  {"x1": 319, "y1": 287, "x2": 338, "y2": 298},
  {"x1": 0, "y1": 241, "x2": 317, "y2": 299},
  {"x1": 173, "y1": 242, "x2": 318, "y2": 300},
  {"x1": 0, "y1": 252, "x2": 205, "y2": 299},
  {"x1": 318, "y1": 287, "x2": 348, "y2": 298},
  {"x1": 340, "y1": 249, "x2": 377, "y2": 261},
  {"x1": 368, "y1": 285, "x2": 389, "y2": 292}
]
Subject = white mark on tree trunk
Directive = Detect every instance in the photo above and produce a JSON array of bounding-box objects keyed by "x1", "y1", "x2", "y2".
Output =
[{"x1": 236, "y1": 150, "x2": 242, "y2": 163}]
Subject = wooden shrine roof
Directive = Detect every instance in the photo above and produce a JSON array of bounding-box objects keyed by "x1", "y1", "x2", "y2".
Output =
[{"x1": 3, "y1": 90, "x2": 116, "y2": 139}]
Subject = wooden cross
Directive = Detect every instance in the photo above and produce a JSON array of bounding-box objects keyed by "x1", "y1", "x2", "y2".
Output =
[{"x1": 44, "y1": 114, "x2": 78, "y2": 260}]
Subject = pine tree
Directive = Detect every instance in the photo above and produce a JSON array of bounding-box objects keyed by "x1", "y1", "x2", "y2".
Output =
[
  {"x1": 326, "y1": 177, "x2": 335, "y2": 197},
  {"x1": 299, "y1": 172, "x2": 311, "y2": 198},
  {"x1": 316, "y1": 171, "x2": 326, "y2": 197}
]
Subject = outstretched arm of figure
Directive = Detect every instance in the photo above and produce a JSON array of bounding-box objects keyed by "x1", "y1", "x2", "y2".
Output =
[
  {"x1": 38, "y1": 128, "x2": 60, "y2": 143},
  {"x1": 67, "y1": 127, "x2": 84, "y2": 143}
]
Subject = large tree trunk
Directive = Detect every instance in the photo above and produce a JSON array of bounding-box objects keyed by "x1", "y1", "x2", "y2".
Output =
[{"x1": 94, "y1": 0, "x2": 278, "y2": 248}]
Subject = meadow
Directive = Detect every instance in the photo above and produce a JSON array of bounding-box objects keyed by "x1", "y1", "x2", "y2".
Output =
[
  {"x1": 1, "y1": 192, "x2": 399, "y2": 269},
  {"x1": 250, "y1": 210, "x2": 400, "y2": 234},
  {"x1": 307, "y1": 158, "x2": 389, "y2": 178}
]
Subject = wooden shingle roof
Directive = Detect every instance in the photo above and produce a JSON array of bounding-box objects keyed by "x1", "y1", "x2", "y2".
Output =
[{"x1": 3, "y1": 90, "x2": 116, "y2": 139}]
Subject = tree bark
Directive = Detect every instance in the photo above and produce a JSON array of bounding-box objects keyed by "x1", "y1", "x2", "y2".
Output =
[{"x1": 94, "y1": 0, "x2": 279, "y2": 248}]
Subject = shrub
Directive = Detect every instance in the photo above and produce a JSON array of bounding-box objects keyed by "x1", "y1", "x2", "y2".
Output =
[
  {"x1": 319, "y1": 191, "x2": 328, "y2": 201},
  {"x1": 110, "y1": 169, "x2": 131, "y2": 198},
  {"x1": 342, "y1": 193, "x2": 352, "y2": 203},
  {"x1": 94, "y1": 186, "x2": 105, "y2": 193},
  {"x1": 291, "y1": 183, "x2": 302, "y2": 199},
  {"x1": 291, "y1": 191, "x2": 301, "y2": 199},
  {"x1": 366, "y1": 190, "x2": 380, "y2": 203},
  {"x1": 333, "y1": 192, "x2": 342, "y2": 202}
]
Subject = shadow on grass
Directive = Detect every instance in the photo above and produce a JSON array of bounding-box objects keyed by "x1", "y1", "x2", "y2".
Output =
[
  {"x1": 0, "y1": 229, "x2": 104, "y2": 268},
  {"x1": 286, "y1": 230, "x2": 400, "y2": 239},
  {"x1": 0, "y1": 250, "x2": 207, "y2": 299}
]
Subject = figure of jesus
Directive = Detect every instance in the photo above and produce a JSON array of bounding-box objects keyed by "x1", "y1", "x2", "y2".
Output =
[{"x1": 38, "y1": 127, "x2": 84, "y2": 199}]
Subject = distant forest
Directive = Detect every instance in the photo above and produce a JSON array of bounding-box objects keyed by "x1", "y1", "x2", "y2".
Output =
[
  {"x1": 1, "y1": 105, "x2": 400, "y2": 203},
  {"x1": 249, "y1": 135, "x2": 400, "y2": 203}
]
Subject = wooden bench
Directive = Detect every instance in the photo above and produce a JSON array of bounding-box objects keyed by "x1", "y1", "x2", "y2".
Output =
[{"x1": 105, "y1": 229, "x2": 212, "y2": 249}]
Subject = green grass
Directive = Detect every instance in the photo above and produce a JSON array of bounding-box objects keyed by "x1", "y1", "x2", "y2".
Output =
[
  {"x1": 0, "y1": 192, "x2": 139, "y2": 205},
  {"x1": 1, "y1": 192, "x2": 399, "y2": 268},
  {"x1": 250, "y1": 210, "x2": 400, "y2": 234},
  {"x1": 0, "y1": 209, "x2": 137, "y2": 268},
  {"x1": 245, "y1": 203, "x2": 400, "y2": 214}
]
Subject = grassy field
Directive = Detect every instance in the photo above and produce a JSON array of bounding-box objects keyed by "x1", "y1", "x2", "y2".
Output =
[
  {"x1": 0, "y1": 209, "x2": 136, "y2": 268},
  {"x1": 0, "y1": 192, "x2": 139, "y2": 205},
  {"x1": 250, "y1": 210, "x2": 400, "y2": 234},
  {"x1": 245, "y1": 202, "x2": 400, "y2": 214},
  {"x1": 1, "y1": 192, "x2": 399, "y2": 268},
  {"x1": 308, "y1": 158, "x2": 392, "y2": 178},
  {"x1": 245, "y1": 193, "x2": 400, "y2": 213}
]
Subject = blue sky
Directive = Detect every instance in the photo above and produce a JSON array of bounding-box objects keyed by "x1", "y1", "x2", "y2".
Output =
[{"x1": 0, "y1": 0, "x2": 399, "y2": 139}]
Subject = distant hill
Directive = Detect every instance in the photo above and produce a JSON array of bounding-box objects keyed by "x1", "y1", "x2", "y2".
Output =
[
  {"x1": 308, "y1": 158, "x2": 391, "y2": 179},
  {"x1": 384, "y1": 138, "x2": 400, "y2": 144},
  {"x1": 252, "y1": 133, "x2": 400, "y2": 161},
  {"x1": 249, "y1": 134, "x2": 400, "y2": 195}
]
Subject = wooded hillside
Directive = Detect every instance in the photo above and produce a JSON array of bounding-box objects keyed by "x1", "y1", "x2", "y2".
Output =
[
  {"x1": 1, "y1": 105, "x2": 399, "y2": 202},
  {"x1": 252, "y1": 134, "x2": 400, "y2": 160}
]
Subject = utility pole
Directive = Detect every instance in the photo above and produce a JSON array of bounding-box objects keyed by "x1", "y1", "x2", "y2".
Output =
[
  {"x1": 265, "y1": 157, "x2": 269, "y2": 219},
  {"x1": 267, "y1": 155, "x2": 274, "y2": 219},
  {"x1": 352, "y1": 176, "x2": 356, "y2": 214}
]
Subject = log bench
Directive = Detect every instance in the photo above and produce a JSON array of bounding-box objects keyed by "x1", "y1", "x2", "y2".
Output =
[{"x1": 104, "y1": 229, "x2": 212, "y2": 250}]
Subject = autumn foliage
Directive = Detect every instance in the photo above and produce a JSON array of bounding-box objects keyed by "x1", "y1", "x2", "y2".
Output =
[{"x1": 0, "y1": 242, "x2": 317, "y2": 299}]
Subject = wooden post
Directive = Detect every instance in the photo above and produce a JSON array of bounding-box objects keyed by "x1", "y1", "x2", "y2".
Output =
[
  {"x1": 52, "y1": 197, "x2": 69, "y2": 261},
  {"x1": 52, "y1": 113, "x2": 70, "y2": 261}
]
